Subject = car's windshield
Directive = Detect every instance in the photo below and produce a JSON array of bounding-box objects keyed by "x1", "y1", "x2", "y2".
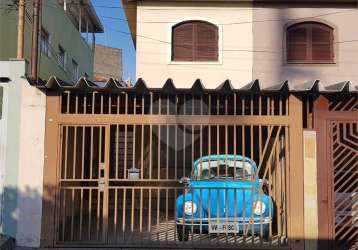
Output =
[{"x1": 193, "y1": 160, "x2": 253, "y2": 180}]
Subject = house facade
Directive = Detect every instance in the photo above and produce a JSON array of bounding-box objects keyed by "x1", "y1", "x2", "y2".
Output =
[
  {"x1": 121, "y1": 1, "x2": 356, "y2": 249},
  {"x1": 0, "y1": 0, "x2": 103, "y2": 247},
  {"x1": 123, "y1": 0, "x2": 358, "y2": 88},
  {"x1": 35, "y1": 73, "x2": 357, "y2": 250},
  {"x1": 0, "y1": 0, "x2": 356, "y2": 250},
  {"x1": 31, "y1": 0, "x2": 356, "y2": 249}
]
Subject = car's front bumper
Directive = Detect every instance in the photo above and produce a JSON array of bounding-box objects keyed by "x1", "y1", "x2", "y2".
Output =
[
  {"x1": 176, "y1": 217, "x2": 272, "y2": 226},
  {"x1": 176, "y1": 217, "x2": 271, "y2": 234}
]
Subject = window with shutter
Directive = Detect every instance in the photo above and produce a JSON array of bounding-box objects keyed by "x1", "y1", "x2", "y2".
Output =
[
  {"x1": 173, "y1": 22, "x2": 194, "y2": 61},
  {"x1": 172, "y1": 21, "x2": 218, "y2": 62},
  {"x1": 287, "y1": 22, "x2": 334, "y2": 63}
]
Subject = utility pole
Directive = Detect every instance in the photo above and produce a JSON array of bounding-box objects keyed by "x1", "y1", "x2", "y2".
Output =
[
  {"x1": 16, "y1": 0, "x2": 25, "y2": 59},
  {"x1": 30, "y1": 0, "x2": 41, "y2": 80}
]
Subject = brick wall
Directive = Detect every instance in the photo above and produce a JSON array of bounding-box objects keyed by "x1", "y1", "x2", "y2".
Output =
[{"x1": 94, "y1": 44, "x2": 123, "y2": 81}]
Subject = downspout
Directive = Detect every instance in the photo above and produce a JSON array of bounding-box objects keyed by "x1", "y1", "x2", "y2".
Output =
[
  {"x1": 16, "y1": 0, "x2": 25, "y2": 59},
  {"x1": 30, "y1": 0, "x2": 41, "y2": 81}
]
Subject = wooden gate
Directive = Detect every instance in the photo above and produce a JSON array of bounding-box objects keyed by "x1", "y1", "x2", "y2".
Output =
[
  {"x1": 41, "y1": 89, "x2": 304, "y2": 250},
  {"x1": 315, "y1": 95, "x2": 358, "y2": 250}
]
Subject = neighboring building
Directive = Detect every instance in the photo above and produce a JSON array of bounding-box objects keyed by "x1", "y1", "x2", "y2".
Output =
[
  {"x1": 0, "y1": 0, "x2": 103, "y2": 82},
  {"x1": 94, "y1": 44, "x2": 123, "y2": 81},
  {"x1": 0, "y1": 0, "x2": 103, "y2": 247},
  {"x1": 122, "y1": 0, "x2": 358, "y2": 88}
]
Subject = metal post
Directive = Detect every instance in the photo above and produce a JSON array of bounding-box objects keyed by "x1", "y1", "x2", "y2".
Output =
[
  {"x1": 92, "y1": 33, "x2": 96, "y2": 51},
  {"x1": 288, "y1": 95, "x2": 305, "y2": 250},
  {"x1": 40, "y1": 93, "x2": 61, "y2": 246},
  {"x1": 16, "y1": 0, "x2": 25, "y2": 59},
  {"x1": 78, "y1": 4, "x2": 82, "y2": 32},
  {"x1": 86, "y1": 19, "x2": 89, "y2": 42},
  {"x1": 30, "y1": 0, "x2": 41, "y2": 80}
]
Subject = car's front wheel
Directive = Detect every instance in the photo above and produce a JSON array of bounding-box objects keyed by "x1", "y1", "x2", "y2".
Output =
[{"x1": 177, "y1": 225, "x2": 189, "y2": 241}]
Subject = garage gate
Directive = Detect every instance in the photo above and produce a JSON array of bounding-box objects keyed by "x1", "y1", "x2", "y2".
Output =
[{"x1": 41, "y1": 84, "x2": 304, "y2": 249}]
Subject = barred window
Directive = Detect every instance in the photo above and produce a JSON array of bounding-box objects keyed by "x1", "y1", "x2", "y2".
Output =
[
  {"x1": 58, "y1": 45, "x2": 66, "y2": 69},
  {"x1": 40, "y1": 28, "x2": 50, "y2": 56}
]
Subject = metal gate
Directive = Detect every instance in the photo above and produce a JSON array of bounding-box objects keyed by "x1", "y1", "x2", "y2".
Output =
[
  {"x1": 56, "y1": 125, "x2": 109, "y2": 244},
  {"x1": 330, "y1": 121, "x2": 358, "y2": 249},
  {"x1": 315, "y1": 95, "x2": 358, "y2": 250},
  {"x1": 42, "y1": 89, "x2": 304, "y2": 249}
]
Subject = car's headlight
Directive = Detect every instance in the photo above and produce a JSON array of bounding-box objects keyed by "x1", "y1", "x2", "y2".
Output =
[
  {"x1": 184, "y1": 201, "x2": 197, "y2": 215},
  {"x1": 253, "y1": 201, "x2": 266, "y2": 215}
]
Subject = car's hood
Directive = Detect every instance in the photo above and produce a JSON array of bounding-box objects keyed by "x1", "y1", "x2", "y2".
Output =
[{"x1": 181, "y1": 180, "x2": 268, "y2": 218}]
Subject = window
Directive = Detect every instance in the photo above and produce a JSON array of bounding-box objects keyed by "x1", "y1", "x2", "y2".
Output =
[
  {"x1": 40, "y1": 29, "x2": 50, "y2": 56},
  {"x1": 172, "y1": 21, "x2": 218, "y2": 62},
  {"x1": 58, "y1": 45, "x2": 66, "y2": 69},
  {"x1": 72, "y1": 59, "x2": 79, "y2": 80},
  {"x1": 286, "y1": 22, "x2": 334, "y2": 63},
  {"x1": 194, "y1": 160, "x2": 253, "y2": 181}
]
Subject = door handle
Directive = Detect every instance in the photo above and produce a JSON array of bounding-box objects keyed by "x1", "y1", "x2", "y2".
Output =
[
  {"x1": 99, "y1": 163, "x2": 106, "y2": 192},
  {"x1": 99, "y1": 177, "x2": 106, "y2": 192}
]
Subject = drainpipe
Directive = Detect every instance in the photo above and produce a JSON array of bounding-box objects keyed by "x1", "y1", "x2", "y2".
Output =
[
  {"x1": 30, "y1": 0, "x2": 41, "y2": 81},
  {"x1": 16, "y1": 0, "x2": 25, "y2": 59},
  {"x1": 86, "y1": 18, "x2": 89, "y2": 42},
  {"x1": 92, "y1": 33, "x2": 95, "y2": 52},
  {"x1": 78, "y1": 4, "x2": 82, "y2": 32}
]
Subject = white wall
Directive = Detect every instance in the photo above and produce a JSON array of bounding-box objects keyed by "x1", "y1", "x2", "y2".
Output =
[
  {"x1": 0, "y1": 60, "x2": 46, "y2": 247},
  {"x1": 136, "y1": 1, "x2": 254, "y2": 88},
  {"x1": 15, "y1": 73, "x2": 46, "y2": 247},
  {"x1": 0, "y1": 74, "x2": 9, "y2": 229},
  {"x1": 135, "y1": 2, "x2": 358, "y2": 88},
  {"x1": 253, "y1": 7, "x2": 358, "y2": 86}
]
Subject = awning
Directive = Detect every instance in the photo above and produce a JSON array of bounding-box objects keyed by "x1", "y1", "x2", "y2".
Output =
[{"x1": 28, "y1": 76, "x2": 358, "y2": 94}]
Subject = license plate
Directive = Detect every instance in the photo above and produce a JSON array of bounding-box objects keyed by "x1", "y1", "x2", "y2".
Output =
[{"x1": 209, "y1": 222, "x2": 239, "y2": 233}]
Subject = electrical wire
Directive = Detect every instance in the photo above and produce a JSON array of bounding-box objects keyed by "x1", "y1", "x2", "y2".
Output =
[
  {"x1": 18, "y1": 2, "x2": 358, "y2": 53},
  {"x1": 2, "y1": 1, "x2": 358, "y2": 59},
  {"x1": 98, "y1": 9, "x2": 358, "y2": 26},
  {"x1": 25, "y1": 2, "x2": 358, "y2": 26}
]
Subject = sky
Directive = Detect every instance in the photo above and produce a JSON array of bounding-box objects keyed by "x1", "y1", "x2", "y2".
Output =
[{"x1": 92, "y1": 0, "x2": 136, "y2": 81}]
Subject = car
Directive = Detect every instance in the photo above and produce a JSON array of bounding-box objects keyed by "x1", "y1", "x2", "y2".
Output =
[{"x1": 175, "y1": 154, "x2": 273, "y2": 241}]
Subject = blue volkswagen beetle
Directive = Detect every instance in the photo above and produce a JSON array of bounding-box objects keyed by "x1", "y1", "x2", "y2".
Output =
[{"x1": 175, "y1": 154, "x2": 273, "y2": 241}]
